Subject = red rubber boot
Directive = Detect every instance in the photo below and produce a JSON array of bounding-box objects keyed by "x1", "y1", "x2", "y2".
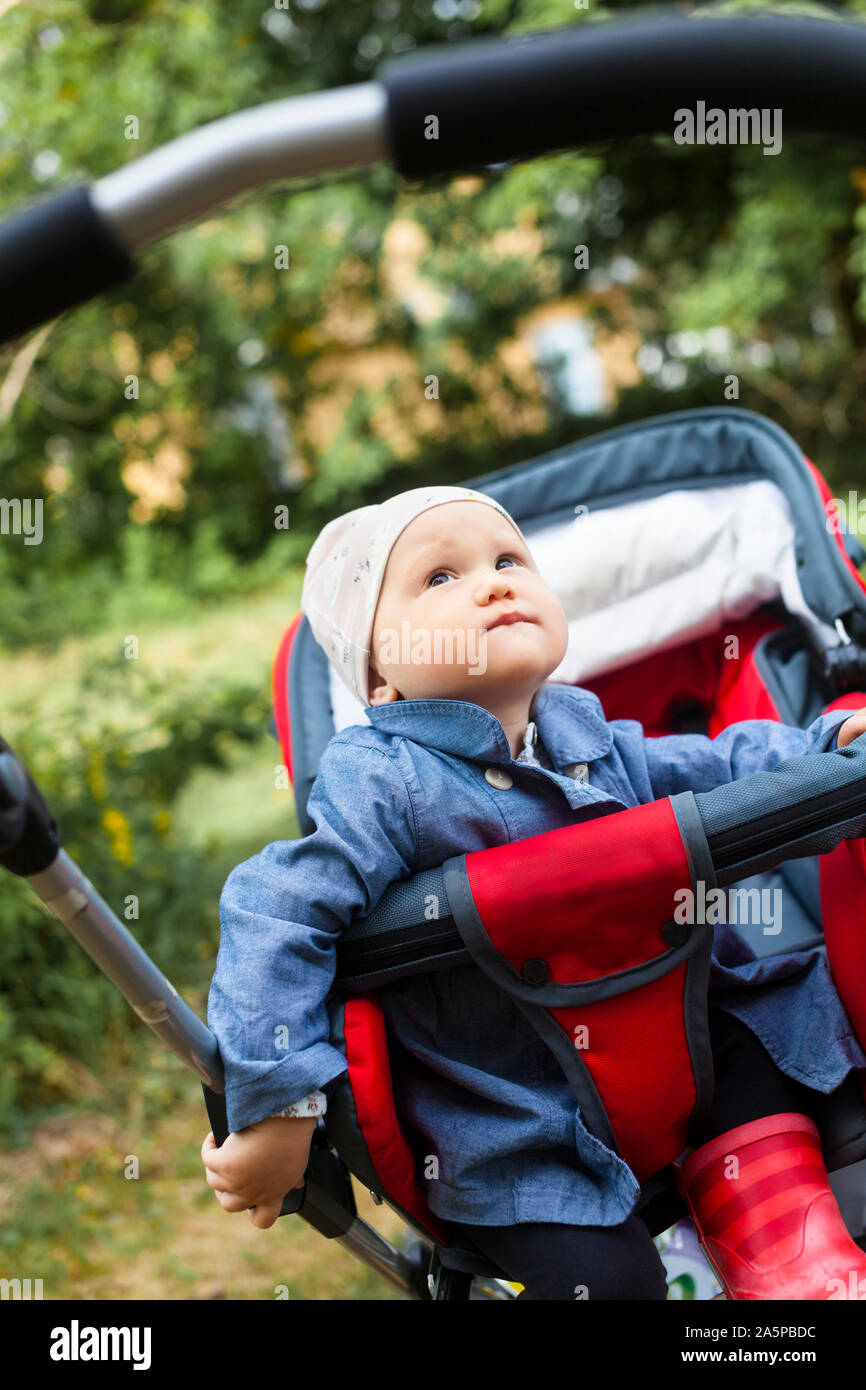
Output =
[{"x1": 673, "y1": 1112, "x2": 866, "y2": 1300}]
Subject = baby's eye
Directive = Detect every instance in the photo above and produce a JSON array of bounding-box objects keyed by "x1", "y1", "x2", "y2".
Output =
[{"x1": 426, "y1": 554, "x2": 520, "y2": 587}]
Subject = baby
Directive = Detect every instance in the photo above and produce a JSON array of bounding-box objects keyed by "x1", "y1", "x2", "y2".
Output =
[{"x1": 203, "y1": 485, "x2": 866, "y2": 1300}]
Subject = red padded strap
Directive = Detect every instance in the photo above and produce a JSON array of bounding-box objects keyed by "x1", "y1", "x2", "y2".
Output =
[
  {"x1": 552, "y1": 967, "x2": 692, "y2": 1183},
  {"x1": 465, "y1": 798, "x2": 698, "y2": 1181},
  {"x1": 466, "y1": 798, "x2": 689, "y2": 983},
  {"x1": 343, "y1": 996, "x2": 452, "y2": 1244}
]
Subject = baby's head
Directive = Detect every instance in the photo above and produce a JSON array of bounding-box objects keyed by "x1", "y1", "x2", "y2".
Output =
[{"x1": 301, "y1": 486, "x2": 569, "y2": 714}]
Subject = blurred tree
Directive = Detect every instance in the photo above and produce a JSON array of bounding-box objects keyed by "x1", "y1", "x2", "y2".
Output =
[{"x1": 1, "y1": 0, "x2": 865, "y2": 650}]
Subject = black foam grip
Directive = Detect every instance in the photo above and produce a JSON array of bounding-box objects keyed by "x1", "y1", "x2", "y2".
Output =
[
  {"x1": 202, "y1": 1082, "x2": 230, "y2": 1147},
  {"x1": 380, "y1": 7, "x2": 866, "y2": 181},
  {"x1": 0, "y1": 184, "x2": 136, "y2": 344},
  {"x1": 0, "y1": 737, "x2": 61, "y2": 875},
  {"x1": 696, "y1": 735, "x2": 866, "y2": 886}
]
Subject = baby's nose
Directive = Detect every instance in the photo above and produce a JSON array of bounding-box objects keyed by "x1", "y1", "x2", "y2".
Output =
[{"x1": 476, "y1": 568, "x2": 515, "y2": 599}]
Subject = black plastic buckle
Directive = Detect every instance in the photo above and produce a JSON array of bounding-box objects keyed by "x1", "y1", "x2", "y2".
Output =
[{"x1": 824, "y1": 615, "x2": 866, "y2": 696}]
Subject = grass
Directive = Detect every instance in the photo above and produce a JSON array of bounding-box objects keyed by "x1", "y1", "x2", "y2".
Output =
[
  {"x1": 0, "y1": 568, "x2": 304, "y2": 741},
  {"x1": 0, "y1": 1074, "x2": 408, "y2": 1300}
]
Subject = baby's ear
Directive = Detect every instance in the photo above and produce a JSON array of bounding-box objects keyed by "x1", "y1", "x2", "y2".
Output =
[{"x1": 367, "y1": 664, "x2": 401, "y2": 706}]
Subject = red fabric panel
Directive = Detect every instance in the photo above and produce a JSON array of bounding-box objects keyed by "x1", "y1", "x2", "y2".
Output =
[
  {"x1": 343, "y1": 996, "x2": 452, "y2": 1244},
  {"x1": 821, "y1": 828, "x2": 866, "y2": 1116},
  {"x1": 586, "y1": 628, "x2": 725, "y2": 735},
  {"x1": 271, "y1": 611, "x2": 302, "y2": 788},
  {"x1": 550, "y1": 966, "x2": 693, "y2": 1183},
  {"x1": 802, "y1": 683, "x2": 866, "y2": 1096},
  {"x1": 710, "y1": 610, "x2": 786, "y2": 730},
  {"x1": 584, "y1": 607, "x2": 783, "y2": 737},
  {"x1": 465, "y1": 798, "x2": 698, "y2": 1179},
  {"x1": 466, "y1": 798, "x2": 691, "y2": 982}
]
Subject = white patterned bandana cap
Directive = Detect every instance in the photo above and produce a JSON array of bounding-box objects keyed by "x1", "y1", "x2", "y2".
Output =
[{"x1": 300, "y1": 485, "x2": 527, "y2": 707}]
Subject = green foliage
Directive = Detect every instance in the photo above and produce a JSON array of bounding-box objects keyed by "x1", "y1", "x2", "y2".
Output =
[
  {"x1": 2, "y1": 0, "x2": 866, "y2": 654},
  {"x1": 0, "y1": 656, "x2": 271, "y2": 1140}
]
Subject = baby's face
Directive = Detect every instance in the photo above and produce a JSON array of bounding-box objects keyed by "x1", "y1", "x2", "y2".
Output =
[{"x1": 368, "y1": 501, "x2": 569, "y2": 705}]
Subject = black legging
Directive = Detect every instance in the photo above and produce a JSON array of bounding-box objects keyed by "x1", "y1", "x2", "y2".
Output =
[{"x1": 453, "y1": 1005, "x2": 826, "y2": 1299}]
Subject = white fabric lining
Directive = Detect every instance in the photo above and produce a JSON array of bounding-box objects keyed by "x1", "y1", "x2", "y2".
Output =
[{"x1": 327, "y1": 478, "x2": 838, "y2": 734}]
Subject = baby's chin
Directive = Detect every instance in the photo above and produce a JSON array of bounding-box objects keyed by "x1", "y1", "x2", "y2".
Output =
[{"x1": 406, "y1": 665, "x2": 553, "y2": 702}]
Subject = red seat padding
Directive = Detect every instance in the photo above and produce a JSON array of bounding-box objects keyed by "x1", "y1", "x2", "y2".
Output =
[
  {"x1": 343, "y1": 995, "x2": 453, "y2": 1244},
  {"x1": 465, "y1": 796, "x2": 697, "y2": 1183}
]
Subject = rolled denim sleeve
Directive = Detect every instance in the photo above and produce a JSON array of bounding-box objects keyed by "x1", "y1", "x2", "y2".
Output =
[
  {"x1": 632, "y1": 707, "x2": 854, "y2": 801},
  {"x1": 207, "y1": 739, "x2": 417, "y2": 1133}
]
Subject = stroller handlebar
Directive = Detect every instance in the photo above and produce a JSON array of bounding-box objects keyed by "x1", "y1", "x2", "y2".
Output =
[
  {"x1": 0, "y1": 84, "x2": 388, "y2": 344},
  {"x1": 0, "y1": 737, "x2": 61, "y2": 875},
  {"x1": 381, "y1": 8, "x2": 866, "y2": 181},
  {"x1": 3, "y1": 7, "x2": 866, "y2": 344},
  {"x1": 697, "y1": 732, "x2": 866, "y2": 885}
]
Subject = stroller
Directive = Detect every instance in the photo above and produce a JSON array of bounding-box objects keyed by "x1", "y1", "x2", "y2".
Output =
[
  {"x1": 256, "y1": 402, "x2": 866, "y2": 1299},
  {"x1": 4, "y1": 6, "x2": 866, "y2": 1303}
]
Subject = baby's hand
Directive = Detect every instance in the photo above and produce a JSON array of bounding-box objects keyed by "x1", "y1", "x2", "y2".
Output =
[
  {"x1": 836, "y1": 709, "x2": 866, "y2": 749},
  {"x1": 201, "y1": 1115, "x2": 316, "y2": 1229}
]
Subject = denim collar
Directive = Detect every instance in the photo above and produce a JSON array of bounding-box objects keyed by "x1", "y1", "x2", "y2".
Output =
[{"x1": 363, "y1": 682, "x2": 613, "y2": 769}]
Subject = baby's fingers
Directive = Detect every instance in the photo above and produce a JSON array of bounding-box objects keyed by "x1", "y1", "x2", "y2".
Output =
[
  {"x1": 201, "y1": 1133, "x2": 232, "y2": 1185},
  {"x1": 203, "y1": 1163, "x2": 233, "y2": 1194},
  {"x1": 248, "y1": 1202, "x2": 283, "y2": 1230},
  {"x1": 213, "y1": 1189, "x2": 254, "y2": 1214}
]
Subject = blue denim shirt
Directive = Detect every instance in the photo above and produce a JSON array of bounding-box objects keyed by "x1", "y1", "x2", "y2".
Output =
[{"x1": 208, "y1": 683, "x2": 866, "y2": 1227}]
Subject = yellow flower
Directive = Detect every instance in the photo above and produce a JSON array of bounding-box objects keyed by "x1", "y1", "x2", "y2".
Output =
[{"x1": 102, "y1": 808, "x2": 135, "y2": 866}]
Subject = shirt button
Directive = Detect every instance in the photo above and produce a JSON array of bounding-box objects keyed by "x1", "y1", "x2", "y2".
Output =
[
  {"x1": 484, "y1": 767, "x2": 513, "y2": 790},
  {"x1": 564, "y1": 762, "x2": 589, "y2": 782}
]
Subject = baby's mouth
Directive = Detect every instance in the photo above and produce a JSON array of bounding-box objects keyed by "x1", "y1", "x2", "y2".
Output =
[{"x1": 486, "y1": 611, "x2": 533, "y2": 633}]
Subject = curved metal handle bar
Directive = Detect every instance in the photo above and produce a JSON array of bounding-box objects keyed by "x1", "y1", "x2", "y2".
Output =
[
  {"x1": 90, "y1": 84, "x2": 388, "y2": 251},
  {"x1": 0, "y1": 85, "x2": 388, "y2": 344},
  {"x1": 2, "y1": 8, "x2": 866, "y2": 342},
  {"x1": 86, "y1": 7, "x2": 866, "y2": 243}
]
